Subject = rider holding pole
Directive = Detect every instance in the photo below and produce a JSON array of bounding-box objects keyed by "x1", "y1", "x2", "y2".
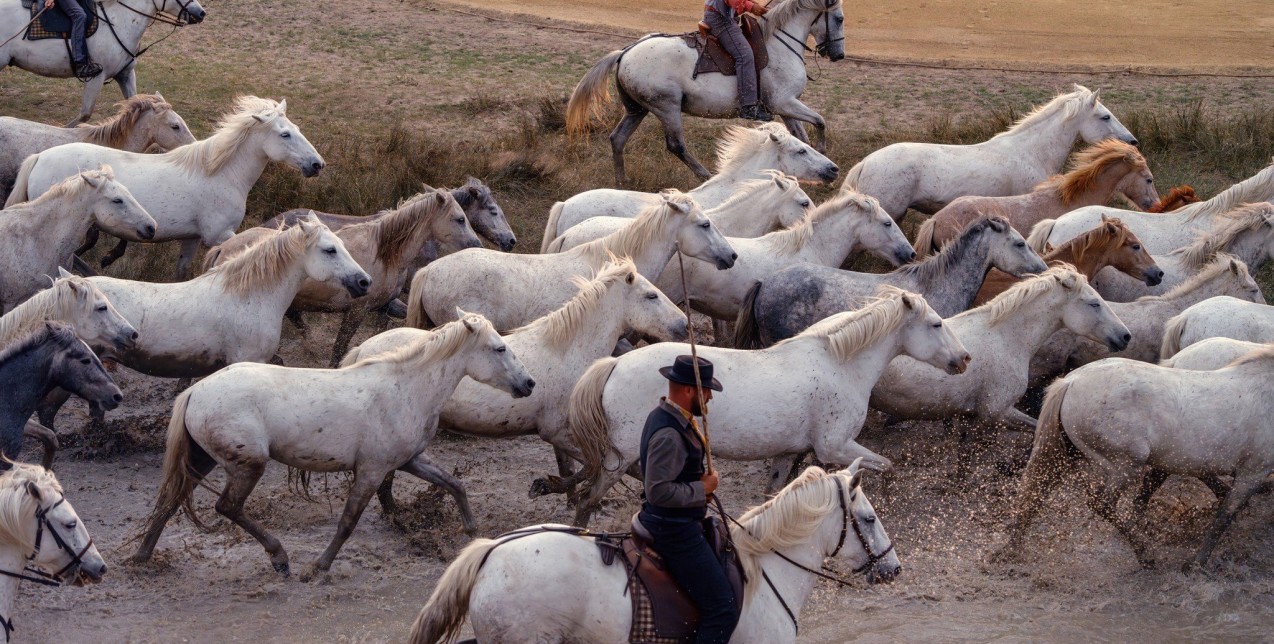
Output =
[
  {"x1": 703, "y1": 0, "x2": 772, "y2": 122},
  {"x1": 636, "y1": 355, "x2": 736, "y2": 644}
]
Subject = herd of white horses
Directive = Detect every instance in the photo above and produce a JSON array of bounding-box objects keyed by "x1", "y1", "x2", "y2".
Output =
[{"x1": 0, "y1": 78, "x2": 1273, "y2": 641}]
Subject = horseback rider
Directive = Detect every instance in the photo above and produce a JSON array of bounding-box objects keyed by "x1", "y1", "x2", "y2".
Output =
[
  {"x1": 636, "y1": 355, "x2": 737, "y2": 643},
  {"x1": 43, "y1": 0, "x2": 102, "y2": 80},
  {"x1": 703, "y1": 0, "x2": 772, "y2": 122}
]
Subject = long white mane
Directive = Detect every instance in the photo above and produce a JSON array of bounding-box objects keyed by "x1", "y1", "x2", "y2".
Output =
[
  {"x1": 165, "y1": 96, "x2": 284, "y2": 175},
  {"x1": 0, "y1": 464, "x2": 62, "y2": 555},
  {"x1": 571, "y1": 191, "x2": 695, "y2": 266},
  {"x1": 0, "y1": 276, "x2": 97, "y2": 346},
  {"x1": 993, "y1": 85, "x2": 1095, "y2": 140},
  {"x1": 759, "y1": 0, "x2": 842, "y2": 41},
  {"x1": 1173, "y1": 202, "x2": 1274, "y2": 269},
  {"x1": 766, "y1": 191, "x2": 878, "y2": 256},
  {"x1": 979, "y1": 264, "x2": 1082, "y2": 326},
  {"x1": 777, "y1": 287, "x2": 913, "y2": 361},
  {"x1": 510, "y1": 257, "x2": 637, "y2": 350},
  {"x1": 1176, "y1": 160, "x2": 1274, "y2": 222},
  {"x1": 715, "y1": 123, "x2": 790, "y2": 174}
]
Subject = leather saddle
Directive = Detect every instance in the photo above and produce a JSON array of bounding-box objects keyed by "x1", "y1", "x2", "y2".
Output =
[
  {"x1": 26, "y1": 0, "x2": 99, "y2": 42},
  {"x1": 596, "y1": 513, "x2": 746, "y2": 643},
  {"x1": 680, "y1": 14, "x2": 769, "y2": 78}
]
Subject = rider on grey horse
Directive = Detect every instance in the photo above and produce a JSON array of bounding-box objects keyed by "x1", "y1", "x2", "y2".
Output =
[
  {"x1": 703, "y1": 0, "x2": 771, "y2": 122},
  {"x1": 44, "y1": 0, "x2": 101, "y2": 80}
]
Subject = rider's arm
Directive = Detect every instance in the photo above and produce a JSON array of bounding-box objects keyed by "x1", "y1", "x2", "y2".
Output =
[
  {"x1": 644, "y1": 428, "x2": 706, "y2": 508},
  {"x1": 724, "y1": 0, "x2": 756, "y2": 14}
]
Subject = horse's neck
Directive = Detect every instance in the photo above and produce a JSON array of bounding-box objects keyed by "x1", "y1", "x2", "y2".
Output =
[
  {"x1": 802, "y1": 211, "x2": 863, "y2": 266},
  {"x1": 224, "y1": 254, "x2": 313, "y2": 314},
  {"x1": 993, "y1": 113, "x2": 1080, "y2": 175},
  {"x1": 739, "y1": 543, "x2": 824, "y2": 639},
  {"x1": 1222, "y1": 233, "x2": 1271, "y2": 273},
  {"x1": 1048, "y1": 242, "x2": 1103, "y2": 278},
  {"x1": 923, "y1": 241, "x2": 992, "y2": 315},
  {"x1": 0, "y1": 548, "x2": 25, "y2": 636},
  {"x1": 763, "y1": 9, "x2": 815, "y2": 66},
  {"x1": 100, "y1": 2, "x2": 152, "y2": 47},
  {"x1": 618, "y1": 227, "x2": 682, "y2": 278},
  {"x1": 1160, "y1": 277, "x2": 1236, "y2": 312},
  {"x1": 193, "y1": 132, "x2": 271, "y2": 195},
  {"x1": 391, "y1": 353, "x2": 471, "y2": 430},
  {"x1": 42, "y1": 197, "x2": 98, "y2": 263},
  {"x1": 988, "y1": 295, "x2": 1067, "y2": 355},
  {"x1": 0, "y1": 350, "x2": 53, "y2": 425},
  {"x1": 1071, "y1": 166, "x2": 1131, "y2": 209}
]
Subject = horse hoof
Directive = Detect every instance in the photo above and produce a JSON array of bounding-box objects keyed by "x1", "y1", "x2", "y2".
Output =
[
  {"x1": 299, "y1": 563, "x2": 329, "y2": 583},
  {"x1": 273, "y1": 561, "x2": 291, "y2": 576},
  {"x1": 528, "y1": 478, "x2": 552, "y2": 498}
]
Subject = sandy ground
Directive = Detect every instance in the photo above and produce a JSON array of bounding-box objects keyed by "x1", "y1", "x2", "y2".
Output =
[{"x1": 440, "y1": 0, "x2": 1274, "y2": 70}]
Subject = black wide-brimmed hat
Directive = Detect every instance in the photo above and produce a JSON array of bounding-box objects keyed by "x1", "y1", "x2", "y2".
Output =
[{"x1": 659, "y1": 355, "x2": 723, "y2": 392}]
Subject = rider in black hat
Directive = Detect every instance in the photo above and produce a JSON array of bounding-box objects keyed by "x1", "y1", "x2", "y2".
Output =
[{"x1": 636, "y1": 355, "x2": 736, "y2": 644}]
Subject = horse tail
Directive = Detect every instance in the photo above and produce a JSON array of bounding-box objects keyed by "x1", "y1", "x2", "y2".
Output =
[
  {"x1": 1026, "y1": 218, "x2": 1056, "y2": 254},
  {"x1": 841, "y1": 160, "x2": 866, "y2": 192},
  {"x1": 407, "y1": 536, "x2": 500, "y2": 644},
  {"x1": 1159, "y1": 312, "x2": 1189, "y2": 359},
  {"x1": 541, "y1": 202, "x2": 567, "y2": 253},
  {"x1": 545, "y1": 234, "x2": 567, "y2": 253},
  {"x1": 5, "y1": 153, "x2": 38, "y2": 207},
  {"x1": 404, "y1": 268, "x2": 436, "y2": 329},
  {"x1": 913, "y1": 217, "x2": 938, "y2": 257},
  {"x1": 733, "y1": 280, "x2": 768, "y2": 350},
  {"x1": 566, "y1": 49, "x2": 624, "y2": 137},
  {"x1": 570, "y1": 357, "x2": 620, "y2": 481},
  {"x1": 1000, "y1": 377, "x2": 1079, "y2": 555},
  {"x1": 148, "y1": 389, "x2": 212, "y2": 532},
  {"x1": 338, "y1": 345, "x2": 362, "y2": 368}
]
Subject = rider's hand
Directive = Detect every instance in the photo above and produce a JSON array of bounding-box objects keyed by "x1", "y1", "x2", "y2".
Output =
[
  {"x1": 43, "y1": 0, "x2": 54, "y2": 9},
  {"x1": 701, "y1": 470, "x2": 719, "y2": 496},
  {"x1": 750, "y1": 3, "x2": 768, "y2": 16}
]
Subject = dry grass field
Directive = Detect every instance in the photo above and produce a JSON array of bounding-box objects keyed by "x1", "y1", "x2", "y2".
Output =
[{"x1": 3, "y1": 0, "x2": 1274, "y2": 641}]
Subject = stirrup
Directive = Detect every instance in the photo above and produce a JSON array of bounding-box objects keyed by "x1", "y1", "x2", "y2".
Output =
[
  {"x1": 739, "y1": 104, "x2": 773, "y2": 123},
  {"x1": 74, "y1": 61, "x2": 102, "y2": 82}
]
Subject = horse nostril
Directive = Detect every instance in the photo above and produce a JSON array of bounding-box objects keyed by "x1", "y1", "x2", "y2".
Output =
[
  {"x1": 358, "y1": 278, "x2": 370, "y2": 288},
  {"x1": 1122, "y1": 333, "x2": 1132, "y2": 343},
  {"x1": 730, "y1": 252, "x2": 738, "y2": 261},
  {"x1": 99, "y1": 563, "x2": 108, "y2": 576},
  {"x1": 1157, "y1": 270, "x2": 1165, "y2": 278},
  {"x1": 1129, "y1": 138, "x2": 1139, "y2": 147},
  {"x1": 130, "y1": 331, "x2": 139, "y2": 340},
  {"x1": 112, "y1": 393, "x2": 123, "y2": 403},
  {"x1": 525, "y1": 379, "x2": 536, "y2": 389}
]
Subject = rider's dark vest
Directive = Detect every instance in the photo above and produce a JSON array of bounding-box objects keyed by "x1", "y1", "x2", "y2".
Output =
[{"x1": 639, "y1": 405, "x2": 707, "y2": 520}]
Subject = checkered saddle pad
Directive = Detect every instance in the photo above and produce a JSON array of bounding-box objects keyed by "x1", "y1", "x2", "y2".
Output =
[{"x1": 26, "y1": 0, "x2": 99, "y2": 42}]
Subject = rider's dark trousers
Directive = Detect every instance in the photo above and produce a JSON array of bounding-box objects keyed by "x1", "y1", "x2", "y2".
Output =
[
  {"x1": 703, "y1": 9, "x2": 759, "y2": 108},
  {"x1": 54, "y1": 0, "x2": 90, "y2": 64},
  {"x1": 640, "y1": 512, "x2": 739, "y2": 644}
]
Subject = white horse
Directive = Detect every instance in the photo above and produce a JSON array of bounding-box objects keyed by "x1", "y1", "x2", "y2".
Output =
[
  {"x1": 843, "y1": 85, "x2": 1137, "y2": 220},
  {"x1": 1160, "y1": 337, "x2": 1267, "y2": 371},
  {"x1": 543, "y1": 168, "x2": 812, "y2": 252},
  {"x1": 342, "y1": 258, "x2": 688, "y2": 508},
  {"x1": 998, "y1": 348, "x2": 1274, "y2": 570},
  {"x1": 133, "y1": 312, "x2": 535, "y2": 578},
  {"x1": 407, "y1": 462, "x2": 899, "y2": 644},
  {"x1": 0, "y1": 94, "x2": 193, "y2": 197},
  {"x1": 1090, "y1": 202, "x2": 1274, "y2": 301},
  {"x1": 567, "y1": 0, "x2": 846, "y2": 184},
  {"x1": 0, "y1": 165, "x2": 154, "y2": 312},
  {"x1": 1160, "y1": 296, "x2": 1274, "y2": 359},
  {"x1": 6, "y1": 96, "x2": 324, "y2": 279},
  {"x1": 0, "y1": 0, "x2": 206, "y2": 125},
  {"x1": 568, "y1": 288, "x2": 970, "y2": 526},
  {"x1": 0, "y1": 464, "x2": 106, "y2": 643},
  {"x1": 1032, "y1": 158, "x2": 1274, "y2": 254},
  {"x1": 407, "y1": 192, "x2": 736, "y2": 331}
]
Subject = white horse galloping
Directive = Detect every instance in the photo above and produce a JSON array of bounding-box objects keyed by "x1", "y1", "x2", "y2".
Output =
[
  {"x1": 408, "y1": 462, "x2": 898, "y2": 644},
  {"x1": 408, "y1": 191, "x2": 736, "y2": 331},
  {"x1": 1034, "y1": 158, "x2": 1274, "y2": 254},
  {"x1": 0, "y1": 165, "x2": 154, "y2": 312},
  {"x1": 844, "y1": 85, "x2": 1137, "y2": 220},
  {"x1": 543, "y1": 168, "x2": 812, "y2": 252},
  {"x1": 1160, "y1": 296, "x2": 1274, "y2": 359},
  {"x1": 0, "y1": 0, "x2": 206, "y2": 124},
  {"x1": 0, "y1": 269, "x2": 136, "y2": 353},
  {"x1": 998, "y1": 349, "x2": 1274, "y2": 570},
  {"x1": 568, "y1": 288, "x2": 970, "y2": 526},
  {"x1": 6, "y1": 96, "x2": 324, "y2": 279},
  {"x1": 132, "y1": 312, "x2": 536, "y2": 578},
  {"x1": 567, "y1": 0, "x2": 846, "y2": 184}
]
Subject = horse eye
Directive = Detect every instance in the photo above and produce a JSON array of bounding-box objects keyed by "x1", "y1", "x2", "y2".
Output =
[
  {"x1": 865, "y1": 515, "x2": 876, "y2": 524},
  {"x1": 1146, "y1": 178, "x2": 1153, "y2": 184},
  {"x1": 1089, "y1": 302, "x2": 1100, "y2": 309},
  {"x1": 80, "y1": 358, "x2": 91, "y2": 365},
  {"x1": 931, "y1": 322, "x2": 942, "y2": 328},
  {"x1": 1015, "y1": 241, "x2": 1026, "y2": 248},
  {"x1": 323, "y1": 247, "x2": 337, "y2": 255},
  {"x1": 1101, "y1": 115, "x2": 1111, "y2": 121},
  {"x1": 797, "y1": 149, "x2": 808, "y2": 155},
  {"x1": 495, "y1": 346, "x2": 507, "y2": 353},
  {"x1": 66, "y1": 521, "x2": 77, "y2": 529},
  {"x1": 836, "y1": 16, "x2": 844, "y2": 23},
  {"x1": 455, "y1": 218, "x2": 466, "y2": 224},
  {"x1": 112, "y1": 198, "x2": 124, "y2": 204},
  {"x1": 645, "y1": 293, "x2": 658, "y2": 300},
  {"x1": 801, "y1": 201, "x2": 811, "y2": 208},
  {"x1": 1132, "y1": 244, "x2": 1141, "y2": 251},
  {"x1": 96, "y1": 305, "x2": 108, "y2": 312},
  {"x1": 281, "y1": 132, "x2": 292, "y2": 138},
  {"x1": 171, "y1": 124, "x2": 180, "y2": 130},
  {"x1": 699, "y1": 222, "x2": 711, "y2": 229},
  {"x1": 883, "y1": 220, "x2": 892, "y2": 227}
]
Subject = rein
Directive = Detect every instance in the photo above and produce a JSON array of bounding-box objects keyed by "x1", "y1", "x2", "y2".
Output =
[
  {"x1": 93, "y1": 0, "x2": 188, "y2": 65},
  {"x1": 0, "y1": 495, "x2": 94, "y2": 643},
  {"x1": 760, "y1": 0, "x2": 841, "y2": 81}
]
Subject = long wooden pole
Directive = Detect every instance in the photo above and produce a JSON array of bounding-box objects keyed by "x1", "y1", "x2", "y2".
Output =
[{"x1": 675, "y1": 245, "x2": 713, "y2": 472}]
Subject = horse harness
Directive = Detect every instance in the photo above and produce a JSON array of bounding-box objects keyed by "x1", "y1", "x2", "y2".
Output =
[
  {"x1": 91, "y1": 0, "x2": 192, "y2": 64},
  {"x1": 0, "y1": 495, "x2": 94, "y2": 642},
  {"x1": 761, "y1": 0, "x2": 842, "y2": 80}
]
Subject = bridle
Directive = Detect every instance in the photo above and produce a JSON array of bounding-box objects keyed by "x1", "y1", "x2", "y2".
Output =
[
  {"x1": 723, "y1": 475, "x2": 895, "y2": 635},
  {"x1": 0, "y1": 495, "x2": 94, "y2": 642},
  {"x1": 764, "y1": 0, "x2": 844, "y2": 74},
  {"x1": 93, "y1": 0, "x2": 194, "y2": 65}
]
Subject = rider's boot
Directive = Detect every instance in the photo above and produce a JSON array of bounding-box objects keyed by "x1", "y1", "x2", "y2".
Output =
[
  {"x1": 739, "y1": 103, "x2": 773, "y2": 123},
  {"x1": 73, "y1": 60, "x2": 103, "y2": 82}
]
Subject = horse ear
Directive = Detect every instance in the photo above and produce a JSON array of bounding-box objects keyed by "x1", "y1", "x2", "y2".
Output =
[
  {"x1": 1231, "y1": 259, "x2": 1241, "y2": 274},
  {"x1": 1057, "y1": 272, "x2": 1078, "y2": 290},
  {"x1": 987, "y1": 217, "x2": 1007, "y2": 233},
  {"x1": 24, "y1": 480, "x2": 41, "y2": 502},
  {"x1": 434, "y1": 191, "x2": 448, "y2": 206},
  {"x1": 455, "y1": 307, "x2": 478, "y2": 331},
  {"x1": 768, "y1": 131, "x2": 781, "y2": 142},
  {"x1": 625, "y1": 271, "x2": 636, "y2": 285},
  {"x1": 252, "y1": 113, "x2": 268, "y2": 123},
  {"x1": 901, "y1": 293, "x2": 915, "y2": 310},
  {"x1": 80, "y1": 171, "x2": 103, "y2": 189},
  {"x1": 57, "y1": 266, "x2": 74, "y2": 279},
  {"x1": 277, "y1": 99, "x2": 287, "y2": 113},
  {"x1": 1100, "y1": 213, "x2": 1111, "y2": 223}
]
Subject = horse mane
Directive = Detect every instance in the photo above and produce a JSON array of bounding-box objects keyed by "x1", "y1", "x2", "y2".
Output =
[
  {"x1": 205, "y1": 221, "x2": 321, "y2": 297},
  {"x1": 348, "y1": 189, "x2": 454, "y2": 266},
  {"x1": 977, "y1": 264, "x2": 1081, "y2": 326},
  {"x1": 0, "y1": 463, "x2": 62, "y2": 554},
  {"x1": 715, "y1": 123, "x2": 788, "y2": 174},
  {"x1": 511, "y1": 257, "x2": 638, "y2": 350},
  {"x1": 1148, "y1": 185, "x2": 1198, "y2": 213},
  {"x1": 711, "y1": 169, "x2": 802, "y2": 213},
  {"x1": 759, "y1": 0, "x2": 841, "y2": 41},
  {"x1": 451, "y1": 177, "x2": 492, "y2": 211},
  {"x1": 0, "y1": 277, "x2": 93, "y2": 347},
  {"x1": 353, "y1": 314, "x2": 485, "y2": 368},
  {"x1": 166, "y1": 96, "x2": 283, "y2": 175},
  {"x1": 1173, "y1": 202, "x2": 1274, "y2": 270},
  {"x1": 571, "y1": 191, "x2": 694, "y2": 266},
  {"x1": 77, "y1": 94, "x2": 171, "y2": 147},
  {"x1": 777, "y1": 287, "x2": 911, "y2": 361},
  {"x1": 1175, "y1": 159, "x2": 1274, "y2": 221},
  {"x1": 0, "y1": 320, "x2": 78, "y2": 365},
  {"x1": 1138, "y1": 252, "x2": 1248, "y2": 302},
  {"x1": 6, "y1": 165, "x2": 113, "y2": 210},
  {"x1": 1059, "y1": 217, "x2": 1132, "y2": 265},
  {"x1": 993, "y1": 84, "x2": 1094, "y2": 139},
  {"x1": 766, "y1": 191, "x2": 878, "y2": 256},
  {"x1": 1052, "y1": 140, "x2": 1146, "y2": 206},
  {"x1": 895, "y1": 216, "x2": 1004, "y2": 282},
  {"x1": 731, "y1": 465, "x2": 848, "y2": 600}
]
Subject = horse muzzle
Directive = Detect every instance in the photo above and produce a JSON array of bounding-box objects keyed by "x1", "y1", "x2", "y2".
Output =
[
  {"x1": 183, "y1": 7, "x2": 206, "y2": 23},
  {"x1": 98, "y1": 390, "x2": 123, "y2": 412},
  {"x1": 138, "y1": 223, "x2": 157, "y2": 240},
  {"x1": 301, "y1": 159, "x2": 326, "y2": 178},
  {"x1": 894, "y1": 246, "x2": 917, "y2": 266},
  {"x1": 867, "y1": 563, "x2": 901, "y2": 585},
  {"x1": 343, "y1": 274, "x2": 372, "y2": 298},
  {"x1": 946, "y1": 353, "x2": 972, "y2": 375},
  {"x1": 512, "y1": 378, "x2": 536, "y2": 399},
  {"x1": 669, "y1": 319, "x2": 690, "y2": 341},
  {"x1": 818, "y1": 164, "x2": 840, "y2": 183},
  {"x1": 1143, "y1": 267, "x2": 1165, "y2": 286},
  {"x1": 715, "y1": 252, "x2": 738, "y2": 270},
  {"x1": 113, "y1": 328, "x2": 139, "y2": 352},
  {"x1": 1106, "y1": 332, "x2": 1132, "y2": 352},
  {"x1": 498, "y1": 235, "x2": 518, "y2": 252}
]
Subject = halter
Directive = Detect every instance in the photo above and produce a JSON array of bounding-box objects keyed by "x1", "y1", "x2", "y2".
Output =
[
  {"x1": 0, "y1": 495, "x2": 94, "y2": 642},
  {"x1": 764, "y1": 0, "x2": 843, "y2": 74},
  {"x1": 93, "y1": 0, "x2": 190, "y2": 66}
]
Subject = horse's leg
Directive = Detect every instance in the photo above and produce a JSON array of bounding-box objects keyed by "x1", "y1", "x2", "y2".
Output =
[
  {"x1": 609, "y1": 108, "x2": 648, "y2": 187},
  {"x1": 132, "y1": 446, "x2": 217, "y2": 563},
  {"x1": 998, "y1": 408, "x2": 1038, "y2": 433},
  {"x1": 329, "y1": 308, "x2": 368, "y2": 368},
  {"x1": 1084, "y1": 462, "x2": 1153, "y2": 567},
  {"x1": 781, "y1": 117, "x2": 810, "y2": 144},
  {"x1": 711, "y1": 320, "x2": 732, "y2": 347},
  {"x1": 815, "y1": 438, "x2": 892, "y2": 472},
  {"x1": 68, "y1": 74, "x2": 107, "y2": 126},
  {"x1": 113, "y1": 63, "x2": 137, "y2": 99},
  {"x1": 764, "y1": 453, "x2": 806, "y2": 496},
  {"x1": 99, "y1": 238, "x2": 128, "y2": 269},
  {"x1": 376, "y1": 472, "x2": 398, "y2": 513},
  {"x1": 36, "y1": 388, "x2": 73, "y2": 432},
  {"x1": 1200, "y1": 474, "x2": 1232, "y2": 501},
  {"x1": 1132, "y1": 468, "x2": 1170, "y2": 519},
  {"x1": 283, "y1": 309, "x2": 309, "y2": 336},
  {"x1": 309, "y1": 468, "x2": 387, "y2": 577},
  {"x1": 528, "y1": 448, "x2": 583, "y2": 498},
  {"x1": 1188, "y1": 472, "x2": 1267, "y2": 571},
  {"x1": 215, "y1": 461, "x2": 290, "y2": 574},
  {"x1": 769, "y1": 98, "x2": 828, "y2": 152},
  {"x1": 73, "y1": 226, "x2": 100, "y2": 270},
  {"x1": 23, "y1": 420, "x2": 58, "y2": 469},
  {"x1": 652, "y1": 109, "x2": 712, "y2": 180},
  {"x1": 175, "y1": 239, "x2": 200, "y2": 281},
  {"x1": 400, "y1": 454, "x2": 477, "y2": 536},
  {"x1": 573, "y1": 466, "x2": 628, "y2": 528}
]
